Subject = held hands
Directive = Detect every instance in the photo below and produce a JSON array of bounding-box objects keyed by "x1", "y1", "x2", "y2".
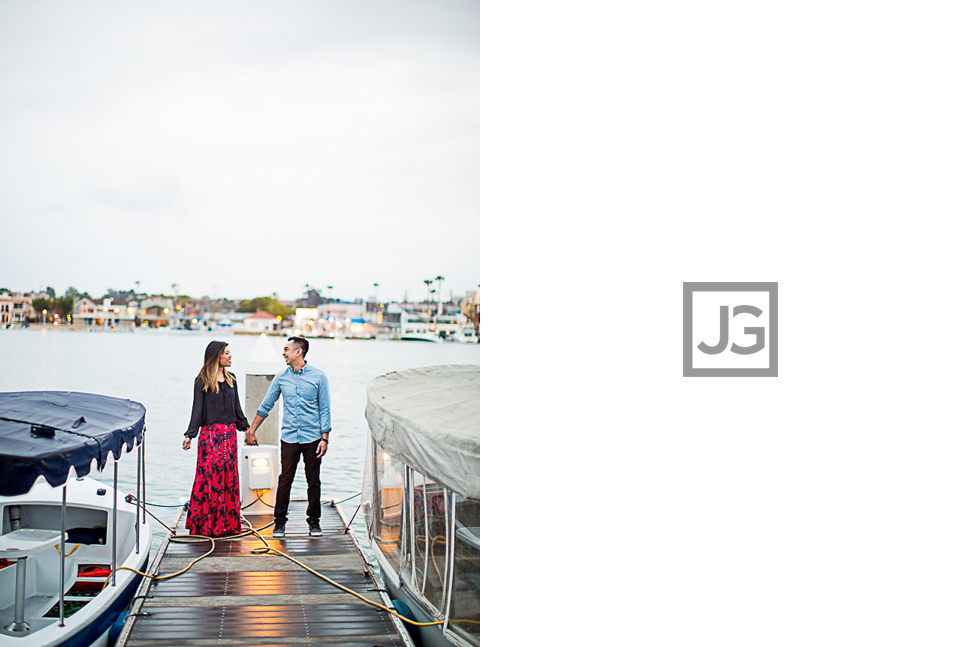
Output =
[
  {"x1": 316, "y1": 438, "x2": 329, "y2": 458},
  {"x1": 182, "y1": 437, "x2": 191, "y2": 451},
  {"x1": 245, "y1": 430, "x2": 259, "y2": 446}
]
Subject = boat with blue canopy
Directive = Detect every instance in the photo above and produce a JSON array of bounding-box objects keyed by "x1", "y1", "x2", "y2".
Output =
[{"x1": 0, "y1": 391, "x2": 152, "y2": 647}]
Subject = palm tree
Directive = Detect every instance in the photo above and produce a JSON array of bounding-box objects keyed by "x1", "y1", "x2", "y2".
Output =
[
  {"x1": 373, "y1": 283, "x2": 379, "y2": 310},
  {"x1": 327, "y1": 286, "x2": 333, "y2": 302},
  {"x1": 423, "y1": 280, "x2": 433, "y2": 315},
  {"x1": 429, "y1": 289, "x2": 437, "y2": 330},
  {"x1": 434, "y1": 275, "x2": 445, "y2": 318}
]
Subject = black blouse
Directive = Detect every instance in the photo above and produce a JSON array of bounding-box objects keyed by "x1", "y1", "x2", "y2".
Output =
[{"x1": 184, "y1": 374, "x2": 250, "y2": 438}]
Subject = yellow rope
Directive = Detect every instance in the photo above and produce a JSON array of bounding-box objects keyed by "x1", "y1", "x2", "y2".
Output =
[
  {"x1": 115, "y1": 535, "x2": 215, "y2": 581},
  {"x1": 249, "y1": 543, "x2": 445, "y2": 627},
  {"x1": 110, "y1": 501, "x2": 471, "y2": 630},
  {"x1": 54, "y1": 543, "x2": 81, "y2": 557},
  {"x1": 415, "y1": 534, "x2": 448, "y2": 586},
  {"x1": 114, "y1": 511, "x2": 274, "y2": 581}
]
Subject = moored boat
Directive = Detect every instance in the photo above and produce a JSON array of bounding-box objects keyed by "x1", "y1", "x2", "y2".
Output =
[
  {"x1": 0, "y1": 392, "x2": 152, "y2": 647},
  {"x1": 363, "y1": 365, "x2": 480, "y2": 647},
  {"x1": 447, "y1": 327, "x2": 478, "y2": 344},
  {"x1": 399, "y1": 332, "x2": 443, "y2": 343}
]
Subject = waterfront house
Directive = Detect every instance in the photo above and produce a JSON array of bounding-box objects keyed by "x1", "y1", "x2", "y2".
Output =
[
  {"x1": 317, "y1": 300, "x2": 366, "y2": 322},
  {"x1": 313, "y1": 300, "x2": 368, "y2": 336},
  {"x1": 72, "y1": 298, "x2": 136, "y2": 329},
  {"x1": 0, "y1": 291, "x2": 33, "y2": 326},
  {"x1": 243, "y1": 310, "x2": 280, "y2": 333},
  {"x1": 73, "y1": 297, "x2": 97, "y2": 320},
  {"x1": 137, "y1": 297, "x2": 178, "y2": 328}
]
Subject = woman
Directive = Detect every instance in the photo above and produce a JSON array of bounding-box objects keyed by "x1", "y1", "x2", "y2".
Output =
[{"x1": 182, "y1": 340, "x2": 250, "y2": 536}]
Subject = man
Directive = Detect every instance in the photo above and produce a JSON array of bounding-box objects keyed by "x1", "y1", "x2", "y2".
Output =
[{"x1": 246, "y1": 336, "x2": 331, "y2": 538}]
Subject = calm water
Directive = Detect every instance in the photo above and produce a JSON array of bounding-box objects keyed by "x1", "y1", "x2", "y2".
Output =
[{"x1": 0, "y1": 328, "x2": 480, "y2": 557}]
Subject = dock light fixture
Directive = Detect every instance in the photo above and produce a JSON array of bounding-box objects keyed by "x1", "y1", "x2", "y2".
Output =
[{"x1": 247, "y1": 452, "x2": 276, "y2": 491}]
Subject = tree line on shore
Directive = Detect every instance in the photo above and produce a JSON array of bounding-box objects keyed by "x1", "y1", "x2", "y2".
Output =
[{"x1": 2, "y1": 286, "x2": 295, "y2": 322}]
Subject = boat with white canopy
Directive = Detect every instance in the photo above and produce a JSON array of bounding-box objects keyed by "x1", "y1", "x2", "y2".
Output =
[
  {"x1": 0, "y1": 392, "x2": 152, "y2": 647},
  {"x1": 363, "y1": 364, "x2": 480, "y2": 647}
]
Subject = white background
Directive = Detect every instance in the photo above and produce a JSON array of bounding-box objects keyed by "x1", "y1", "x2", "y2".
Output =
[
  {"x1": 488, "y1": 2, "x2": 970, "y2": 645},
  {"x1": 692, "y1": 290, "x2": 773, "y2": 370}
]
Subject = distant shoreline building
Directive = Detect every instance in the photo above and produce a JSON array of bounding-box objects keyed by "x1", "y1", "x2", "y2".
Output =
[
  {"x1": 242, "y1": 310, "x2": 280, "y2": 333},
  {"x1": 135, "y1": 297, "x2": 179, "y2": 328},
  {"x1": 3, "y1": 285, "x2": 479, "y2": 338},
  {"x1": 0, "y1": 291, "x2": 34, "y2": 326},
  {"x1": 72, "y1": 298, "x2": 136, "y2": 329}
]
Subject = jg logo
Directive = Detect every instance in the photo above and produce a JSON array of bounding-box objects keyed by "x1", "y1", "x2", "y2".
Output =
[{"x1": 683, "y1": 282, "x2": 778, "y2": 377}]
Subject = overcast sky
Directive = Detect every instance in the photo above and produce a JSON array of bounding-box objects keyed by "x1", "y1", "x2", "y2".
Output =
[{"x1": 0, "y1": 1, "x2": 479, "y2": 303}]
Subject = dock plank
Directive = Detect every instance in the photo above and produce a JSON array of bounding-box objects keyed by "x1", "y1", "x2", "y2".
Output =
[{"x1": 117, "y1": 506, "x2": 409, "y2": 647}]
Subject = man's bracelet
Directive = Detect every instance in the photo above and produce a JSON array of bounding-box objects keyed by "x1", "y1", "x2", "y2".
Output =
[{"x1": 321, "y1": 438, "x2": 329, "y2": 443}]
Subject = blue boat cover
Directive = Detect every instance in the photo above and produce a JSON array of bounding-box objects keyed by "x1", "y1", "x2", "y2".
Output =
[{"x1": 0, "y1": 392, "x2": 146, "y2": 496}]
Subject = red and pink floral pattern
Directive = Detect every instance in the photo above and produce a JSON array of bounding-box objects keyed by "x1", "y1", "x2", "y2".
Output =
[{"x1": 185, "y1": 422, "x2": 241, "y2": 537}]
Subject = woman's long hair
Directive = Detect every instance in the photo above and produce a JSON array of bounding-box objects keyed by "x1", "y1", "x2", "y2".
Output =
[{"x1": 197, "y1": 341, "x2": 235, "y2": 393}]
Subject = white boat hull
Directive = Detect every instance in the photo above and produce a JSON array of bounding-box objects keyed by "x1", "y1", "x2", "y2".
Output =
[
  {"x1": 399, "y1": 332, "x2": 443, "y2": 343},
  {"x1": 0, "y1": 476, "x2": 152, "y2": 647}
]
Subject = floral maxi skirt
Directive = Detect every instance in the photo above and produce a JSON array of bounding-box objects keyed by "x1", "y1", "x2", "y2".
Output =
[{"x1": 185, "y1": 422, "x2": 241, "y2": 537}]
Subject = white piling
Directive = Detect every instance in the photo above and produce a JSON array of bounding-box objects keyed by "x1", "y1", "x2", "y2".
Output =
[{"x1": 240, "y1": 333, "x2": 284, "y2": 514}]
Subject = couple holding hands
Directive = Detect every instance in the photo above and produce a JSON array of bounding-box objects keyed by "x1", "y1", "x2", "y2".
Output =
[{"x1": 181, "y1": 337, "x2": 330, "y2": 539}]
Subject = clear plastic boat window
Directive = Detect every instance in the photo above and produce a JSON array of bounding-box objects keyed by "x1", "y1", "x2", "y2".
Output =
[
  {"x1": 374, "y1": 444, "x2": 406, "y2": 573},
  {"x1": 411, "y1": 469, "x2": 449, "y2": 613},
  {"x1": 447, "y1": 494, "x2": 480, "y2": 645}
]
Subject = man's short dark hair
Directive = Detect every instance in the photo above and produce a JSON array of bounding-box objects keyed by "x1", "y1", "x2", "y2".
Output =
[{"x1": 288, "y1": 336, "x2": 309, "y2": 359}]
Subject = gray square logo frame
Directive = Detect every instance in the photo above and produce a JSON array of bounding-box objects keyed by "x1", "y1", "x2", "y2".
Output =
[{"x1": 683, "y1": 282, "x2": 778, "y2": 377}]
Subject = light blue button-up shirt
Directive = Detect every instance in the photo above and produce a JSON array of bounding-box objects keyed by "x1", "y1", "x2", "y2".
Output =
[{"x1": 256, "y1": 362, "x2": 331, "y2": 444}]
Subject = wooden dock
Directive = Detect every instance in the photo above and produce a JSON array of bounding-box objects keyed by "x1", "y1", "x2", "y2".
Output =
[{"x1": 115, "y1": 505, "x2": 413, "y2": 647}]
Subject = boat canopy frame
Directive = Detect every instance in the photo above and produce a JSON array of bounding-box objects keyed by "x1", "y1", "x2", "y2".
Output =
[
  {"x1": 364, "y1": 440, "x2": 480, "y2": 647},
  {"x1": 0, "y1": 391, "x2": 146, "y2": 497}
]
